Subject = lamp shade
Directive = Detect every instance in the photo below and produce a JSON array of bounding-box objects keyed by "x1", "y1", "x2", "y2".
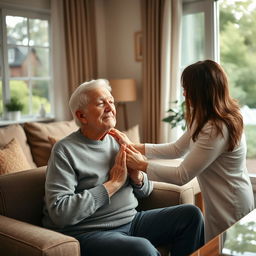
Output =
[{"x1": 109, "y1": 79, "x2": 137, "y2": 102}]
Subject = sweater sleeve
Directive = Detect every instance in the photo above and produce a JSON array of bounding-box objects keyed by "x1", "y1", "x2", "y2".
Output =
[
  {"x1": 147, "y1": 123, "x2": 228, "y2": 185},
  {"x1": 145, "y1": 130, "x2": 190, "y2": 159},
  {"x1": 45, "y1": 149, "x2": 110, "y2": 228},
  {"x1": 132, "y1": 172, "x2": 153, "y2": 198}
]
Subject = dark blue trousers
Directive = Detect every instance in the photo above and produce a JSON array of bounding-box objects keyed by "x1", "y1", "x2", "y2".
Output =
[{"x1": 74, "y1": 204, "x2": 205, "y2": 256}]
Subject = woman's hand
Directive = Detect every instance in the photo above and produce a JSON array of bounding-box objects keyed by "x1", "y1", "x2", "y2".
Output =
[
  {"x1": 108, "y1": 128, "x2": 133, "y2": 146},
  {"x1": 126, "y1": 145, "x2": 148, "y2": 172},
  {"x1": 109, "y1": 128, "x2": 146, "y2": 155},
  {"x1": 128, "y1": 168, "x2": 144, "y2": 186}
]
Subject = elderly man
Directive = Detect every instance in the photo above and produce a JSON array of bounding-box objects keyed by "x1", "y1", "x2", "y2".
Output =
[{"x1": 42, "y1": 79, "x2": 204, "y2": 256}]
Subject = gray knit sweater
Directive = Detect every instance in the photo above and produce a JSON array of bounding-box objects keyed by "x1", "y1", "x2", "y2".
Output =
[{"x1": 42, "y1": 130, "x2": 153, "y2": 236}]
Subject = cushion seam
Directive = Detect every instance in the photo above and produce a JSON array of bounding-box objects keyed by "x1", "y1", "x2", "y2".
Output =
[{"x1": 0, "y1": 190, "x2": 7, "y2": 215}]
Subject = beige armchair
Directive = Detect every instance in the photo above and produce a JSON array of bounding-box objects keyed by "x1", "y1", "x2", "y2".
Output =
[{"x1": 0, "y1": 166, "x2": 200, "y2": 256}]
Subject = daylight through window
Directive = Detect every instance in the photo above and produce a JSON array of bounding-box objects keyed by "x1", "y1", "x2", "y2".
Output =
[{"x1": 0, "y1": 10, "x2": 51, "y2": 120}]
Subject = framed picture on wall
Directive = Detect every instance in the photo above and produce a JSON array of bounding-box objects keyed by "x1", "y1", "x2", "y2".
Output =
[{"x1": 134, "y1": 31, "x2": 142, "y2": 62}]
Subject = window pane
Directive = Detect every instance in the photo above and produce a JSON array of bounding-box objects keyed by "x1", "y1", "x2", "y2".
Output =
[
  {"x1": 6, "y1": 16, "x2": 28, "y2": 45},
  {"x1": 182, "y1": 12, "x2": 205, "y2": 67},
  {"x1": 30, "y1": 47, "x2": 49, "y2": 77},
  {"x1": 32, "y1": 80, "x2": 50, "y2": 115},
  {"x1": 29, "y1": 19, "x2": 49, "y2": 47},
  {"x1": 9, "y1": 80, "x2": 29, "y2": 115},
  {"x1": 8, "y1": 46, "x2": 29, "y2": 77},
  {"x1": 219, "y1": 0, "x2": 256, "y2": 173},
  {"x1": 3, "y1": 13, "x2": 51, "y2": 120}
]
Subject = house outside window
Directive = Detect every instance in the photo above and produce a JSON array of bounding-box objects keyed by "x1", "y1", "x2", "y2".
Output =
[{"x1": 0, "y1": 9, "x2": 52, "y2": 120}]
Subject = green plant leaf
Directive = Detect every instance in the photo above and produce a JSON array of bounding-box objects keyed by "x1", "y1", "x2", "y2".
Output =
[
  {"x1": 162, "y1": 101, "x2": 186, "y2": 130},
  {"x1": 5, "y1": 97, "x2": 24, "y2": 111}
]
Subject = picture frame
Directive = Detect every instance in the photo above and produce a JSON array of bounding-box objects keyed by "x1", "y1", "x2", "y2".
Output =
[{"x1": 134, "y1": 31, "x2": 142, "y2": 62}]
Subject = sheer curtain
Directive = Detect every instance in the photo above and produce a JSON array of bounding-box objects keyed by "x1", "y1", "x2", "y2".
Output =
[
  {"x1": 160, "y1": 0, "x2": 182, "y2": 143},
  {"x1": 141, "y1": 0, "x2": 182, "y2": 143}
]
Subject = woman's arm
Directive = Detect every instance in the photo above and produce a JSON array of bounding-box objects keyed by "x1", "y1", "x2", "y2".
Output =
[
  {"x1": 145, "y1": 130, "x2": 190, "y2": 159},
  {"x1": 147, "y1": 124, "x2": 228, "y2": 185}
]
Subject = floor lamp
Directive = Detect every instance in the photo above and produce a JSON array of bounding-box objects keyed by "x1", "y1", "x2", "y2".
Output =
[{"x1": 109, "y1": 79, "x2": 137, "y2": 130}]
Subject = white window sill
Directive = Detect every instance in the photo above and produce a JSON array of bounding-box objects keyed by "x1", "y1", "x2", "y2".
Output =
[{"x1": 0, "y1": 116, "x2": 55, "y2": 127}]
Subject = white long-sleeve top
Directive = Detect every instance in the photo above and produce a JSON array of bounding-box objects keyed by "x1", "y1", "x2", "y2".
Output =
[{"x1": 146, "y1": 122, "x2": 254, "y2": 242}]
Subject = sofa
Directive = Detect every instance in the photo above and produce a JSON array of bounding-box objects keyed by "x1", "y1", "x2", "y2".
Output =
[{"x1": 0, "y1": 120, "x2": 201, "y2": 256}]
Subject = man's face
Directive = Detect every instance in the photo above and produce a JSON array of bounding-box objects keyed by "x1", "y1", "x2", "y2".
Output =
[{"x1": 80, "y1": 87, "x2": 116, "y2": 135}]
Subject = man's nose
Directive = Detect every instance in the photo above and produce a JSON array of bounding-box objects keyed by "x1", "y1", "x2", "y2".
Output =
[{"x1": 105, "y1": 102, "x2": 115, "y2": 111}]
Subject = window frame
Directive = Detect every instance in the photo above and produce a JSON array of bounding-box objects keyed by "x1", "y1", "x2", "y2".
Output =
[
  {"x1": 182, "y1": 0, "x2": 219, "y2": 63},
  {"x1": 0, "y1": 6, "x2": 53, "y2": 121}
]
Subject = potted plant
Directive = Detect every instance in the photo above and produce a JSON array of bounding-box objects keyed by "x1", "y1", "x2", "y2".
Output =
[
  {"x1": 5, "y1": 97, "x2": 24, "y2": 121},
  {"x1": 162, "y1": 100, "x2": 186, "y2": 130}
]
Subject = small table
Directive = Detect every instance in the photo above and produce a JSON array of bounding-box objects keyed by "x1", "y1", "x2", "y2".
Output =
[{"x1": 191, "y1": 209, "x2": 256, "y2": 256}]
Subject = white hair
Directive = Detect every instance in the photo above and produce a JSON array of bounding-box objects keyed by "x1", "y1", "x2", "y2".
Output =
[{"x1": 69, "y1": 79, "x2": 112, "y2": 127}]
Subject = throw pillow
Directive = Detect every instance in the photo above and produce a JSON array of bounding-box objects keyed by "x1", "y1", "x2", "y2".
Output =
[
  {"x1": 0, "y1": 138, "x2": 31, "y2": 175},
  {"x1": 24, "y1": 120, "x2": 78, "y2": 167},
  {"x1": 0, "y1": 124, "x2": 36, "y2": 168}
]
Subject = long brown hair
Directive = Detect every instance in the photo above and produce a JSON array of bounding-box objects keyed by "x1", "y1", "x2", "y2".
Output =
[{"x1": 181, "y1": 60, "x2": 243, "y2": 151}]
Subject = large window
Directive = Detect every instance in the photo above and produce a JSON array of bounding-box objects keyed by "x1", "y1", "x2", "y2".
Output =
[
  {"x1": 219, "y1": 0, "x2": 256, "y2": 173},
  {"x1": 182, "y1": 0, "x2": 217, "y2": 69},
  {"x1": 182, "y1": 0, "x2": 256, "y2": 174},
  {"x1": 0, "y1": 9, "x2": 51, "y2": 120}
]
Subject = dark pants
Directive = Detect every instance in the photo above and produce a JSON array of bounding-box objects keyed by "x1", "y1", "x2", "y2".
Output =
[{"x1": 74, "y1": 204, "x2": 205, "y2": 256}]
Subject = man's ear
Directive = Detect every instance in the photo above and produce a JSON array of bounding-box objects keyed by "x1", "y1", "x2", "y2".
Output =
[{"x1": 75, "y1": 110, "x2": 87, "y2": 124}]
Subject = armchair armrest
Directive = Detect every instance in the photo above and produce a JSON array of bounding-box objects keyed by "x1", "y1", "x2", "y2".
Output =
[
  {"x1": 0, "y1": 215, "x2": 80, "y2": 256},
  {"x1": 137, "y1": 178, "x2": 201, "y2": 211},
  {"x1": 140, "y1": 158, "x2": 203, "y2": 213}
]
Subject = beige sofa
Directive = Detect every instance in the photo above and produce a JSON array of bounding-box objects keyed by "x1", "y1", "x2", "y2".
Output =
[{"x1": 0, "y1": 120, "x2": 201, "y2": 256}]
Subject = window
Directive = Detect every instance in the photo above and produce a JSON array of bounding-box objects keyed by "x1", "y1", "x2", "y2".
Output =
[
  {"x1": 179, "y1": 0, "x2": 217, "y2": 136},
  {"x1": 219, "y1": 0, "x2": 256, "y2": 173},
  {"x1": 0, "y1": 9, "x2": 51, "y2": 120},
  {"x1": 182, "y1": 0, "x2": 218, "y2": 69},
  {"x1": 182, "y1": 0, "x2": 256, "y2": 174}
]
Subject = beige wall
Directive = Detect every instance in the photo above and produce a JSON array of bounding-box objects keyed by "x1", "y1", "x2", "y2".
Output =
[{"x1": 95, "y1": 0, "x2": 142, "y2": 131}]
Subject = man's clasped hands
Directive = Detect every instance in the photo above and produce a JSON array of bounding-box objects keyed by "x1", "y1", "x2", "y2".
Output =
[{"x1": 108, "y1": 128, "x2": 147, "y2": 187}]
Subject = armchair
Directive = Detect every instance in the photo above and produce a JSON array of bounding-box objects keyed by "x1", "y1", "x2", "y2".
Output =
[{"x1": 0, "y1": 167, "x2": 200, "y2": 256}]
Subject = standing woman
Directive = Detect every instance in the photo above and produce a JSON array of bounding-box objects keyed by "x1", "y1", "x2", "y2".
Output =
[{"x1": 110, "y1": 60, "x2": 254, "y2": 242}]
